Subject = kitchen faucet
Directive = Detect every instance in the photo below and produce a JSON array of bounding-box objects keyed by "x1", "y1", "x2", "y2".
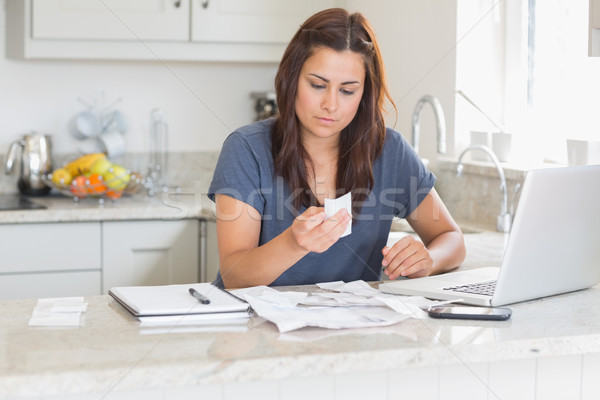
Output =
[
  {"x1": 411, "y1": 95, "x2": 447, "y2": 155},
  {"x1": 456, "y1": 144, "x2": 512, "y2": 233}
]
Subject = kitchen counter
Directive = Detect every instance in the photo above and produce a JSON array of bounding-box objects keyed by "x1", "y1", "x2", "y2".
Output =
[
  {"x1": 0, "y1": 151, "x2": 219, "y2": 224},
  {"x1": 2, "y1": 242, "x2": 600, "y2": 399},
  {"x1": 0, "y1": 191, "x2": 212, "y2": 224}
]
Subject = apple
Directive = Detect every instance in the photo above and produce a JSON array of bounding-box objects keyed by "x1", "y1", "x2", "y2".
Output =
[
  {"x1": 89, "y1": 158, "x2": 113, "y2": 176},
  {"x1": 103, "y1": 164, "x2": 131, "y2": 191}
]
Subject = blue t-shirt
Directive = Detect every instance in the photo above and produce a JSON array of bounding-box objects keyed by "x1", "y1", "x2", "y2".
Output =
[{"x1": 208, "y1": 118, "x2": 435, "y2": 287}]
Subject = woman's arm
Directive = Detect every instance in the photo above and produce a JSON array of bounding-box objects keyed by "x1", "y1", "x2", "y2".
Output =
[
  {"x1": 215, "y1": 194, "x2": 351, "y2": 288},
  {"x1": 381, "y1": 188, "x2": 466, "y2": 279}
]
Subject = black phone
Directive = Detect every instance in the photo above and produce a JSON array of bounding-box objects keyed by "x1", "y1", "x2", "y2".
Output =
[{"x1": 427, "y1": 305, "x2": 512, "y2": 321}]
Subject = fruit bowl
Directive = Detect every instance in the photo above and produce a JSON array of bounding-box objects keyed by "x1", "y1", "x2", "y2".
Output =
[
  {"x1": 42, "y1": 171, "x2": 143, "y2": 201},
  {"x1": 43, "y1": 153, "x2": 145, "y2": 201}
]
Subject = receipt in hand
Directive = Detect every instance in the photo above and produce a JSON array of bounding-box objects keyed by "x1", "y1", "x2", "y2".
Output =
[{"x1": 324, "y1": 191, "x2": 352, "y2": 237}]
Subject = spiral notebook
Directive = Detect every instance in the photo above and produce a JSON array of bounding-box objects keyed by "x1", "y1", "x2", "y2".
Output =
[{"x1": 109, "y1": 282, "x2": 250, "y2": 318}]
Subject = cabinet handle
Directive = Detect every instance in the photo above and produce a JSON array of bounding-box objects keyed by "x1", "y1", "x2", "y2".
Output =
[
  {"x1": 201, "y1": 0, "x2": 209, "y2": 9},
  {"x1": 173, "y1": 0, "x2": 182, "y2": 7}
]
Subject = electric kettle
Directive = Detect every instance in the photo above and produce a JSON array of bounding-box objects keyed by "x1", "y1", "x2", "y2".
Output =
[{"x1": 5, "y1": 133, "x2": 53, "y2": 195}]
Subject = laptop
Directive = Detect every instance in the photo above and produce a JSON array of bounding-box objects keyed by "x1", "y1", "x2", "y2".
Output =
[{"x1": 379, "y1": 165, "x2": 600, "y2": 307}]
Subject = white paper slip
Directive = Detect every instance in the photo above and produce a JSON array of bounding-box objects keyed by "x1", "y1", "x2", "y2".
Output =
[
  {"x1": 28, "y1": 297, "x2": 87, "y2": 327},
  {"x1": 324, "y1": 191, "x2": 352, "y2": 237},
  {"x1": 109, "y1": 282, "x2": 249, "y2": 317}
]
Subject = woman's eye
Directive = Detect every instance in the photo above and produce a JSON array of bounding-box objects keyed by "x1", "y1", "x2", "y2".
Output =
[
  {"x1": 340, "y1": 89, "x2": 355, "y2": 95},
  {"x1": 310, "y1": 82, "x2": 325, "y2": 90}
]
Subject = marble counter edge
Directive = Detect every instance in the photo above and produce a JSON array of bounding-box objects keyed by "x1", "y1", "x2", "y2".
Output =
[
  {"x1": 3, "y1": 327, "x2": 600, "y2": 396},
  {"x1": 0, "y1": 196, "x2": 217, "y2": 224}
]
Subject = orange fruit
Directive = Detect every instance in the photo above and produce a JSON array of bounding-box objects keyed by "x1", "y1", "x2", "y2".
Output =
[
  {"x1": 70, "y1": 175, "x2": 88, "y2": 198},
  {"x1": 86, "y1": 173, "x2": 107, "y2": 194},
  {"x1": 106, "y1": 189, "x2": 123, "y2": 200}
]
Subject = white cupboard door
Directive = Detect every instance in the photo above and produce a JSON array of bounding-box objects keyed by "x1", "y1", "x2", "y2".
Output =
[
  {"x1": 0, "y1": 271, "x2": 101, "y2": 300},
  {"x1": 0, "y1": 222, "x2": 101, "y2": 274},
  {"x1": 102, "y1": 220, "x2": 199, "y2": 292},
  {"x1": 191, "y1": 0, "x2": 338, "y2": 44},
  {"x1": 32, "y1": 0, "x2": 189, "y2": 41}
]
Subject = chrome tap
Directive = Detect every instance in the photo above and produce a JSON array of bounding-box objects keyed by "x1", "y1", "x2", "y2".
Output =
[
  {"x1": 411, "y1": 95, "x2": 447, "y2": 155},
  {"x1": 456, "y1": 144, "x2": 512, "y2": 233}
]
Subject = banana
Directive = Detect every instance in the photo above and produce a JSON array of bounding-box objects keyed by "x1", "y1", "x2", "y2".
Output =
[{"x1": 64, "y1": 153, "x2": 106, "y2": 177}]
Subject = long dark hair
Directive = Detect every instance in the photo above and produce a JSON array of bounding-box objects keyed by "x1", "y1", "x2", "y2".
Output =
[{"x1": 272, "y1": 8, "x2": 395, "y2": 215}]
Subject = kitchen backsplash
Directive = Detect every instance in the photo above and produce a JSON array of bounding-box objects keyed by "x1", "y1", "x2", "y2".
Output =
[
  {"x1": 0, "y1": 151, "x2": 220, "y2": 198},
  {"x1": 433, "y1": 159, "x2": 527, "y2": 230}
]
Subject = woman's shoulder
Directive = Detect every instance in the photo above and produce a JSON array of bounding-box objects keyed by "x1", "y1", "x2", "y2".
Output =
[
  {"x1": 221, "y1": 118, "x2": 274, "y2": 158},
  {"x1": 382, "y1": 126, "x2": 411, "y2": 153},
  {"x1": 228, "y1": 118, "x2": 274, "y2": 145}
]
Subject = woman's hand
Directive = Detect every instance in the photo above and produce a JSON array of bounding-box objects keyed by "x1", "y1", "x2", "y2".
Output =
[
  {"x1": 381, "y1": 235, "x2": 434, "y2": 279},
  {"x1": 291, "y1": 206, "x2": 351, "y2": 253}
]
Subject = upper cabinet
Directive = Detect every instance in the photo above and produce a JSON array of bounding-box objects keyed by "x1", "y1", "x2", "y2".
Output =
[
  {"x1": 6, "y1": 0, "x2": 341, "y2": 62},
  {"x1": 191, "y1": 0, "x2": 324, "y2": 44},
  {"x1": 31, "y1": 0, "x2": 189, "y2": 41}
]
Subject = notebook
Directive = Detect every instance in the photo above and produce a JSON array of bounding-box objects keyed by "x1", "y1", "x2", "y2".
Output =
[
  {"x1": 109, "y1": 282, "x2": 250, "y2": 317},
  {"x1": 379, "y1": 165, "x2": 600, "y2": 307}
]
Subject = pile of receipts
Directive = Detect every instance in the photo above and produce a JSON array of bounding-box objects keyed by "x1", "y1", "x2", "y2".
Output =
[
  {"x1": 28, "y1": 297, "x2": 87, "y2": 327},
  {"x1": 230, "y1": 280, "x2": 452, "y2": 333}
]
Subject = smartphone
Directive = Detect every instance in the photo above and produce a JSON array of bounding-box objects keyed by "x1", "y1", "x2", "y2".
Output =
[{"x1": 427, "y1": 305, "x2": 512, "y2": 321}]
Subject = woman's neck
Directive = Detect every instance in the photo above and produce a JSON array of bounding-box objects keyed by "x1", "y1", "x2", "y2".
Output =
[
  {"x1": 302, "y1": 133, "x2": 339, "y2": 165},
  {"x1": 302, "y1": 135, "x2": 340, "y2": 204}
]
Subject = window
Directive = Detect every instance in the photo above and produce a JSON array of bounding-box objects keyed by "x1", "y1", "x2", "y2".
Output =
[
  {"x1": 455, "y1": 0, "x2": 599, "y2": 166},
  {"x1": 527, "y1": 0, "x2": 599, "y2": 164}
]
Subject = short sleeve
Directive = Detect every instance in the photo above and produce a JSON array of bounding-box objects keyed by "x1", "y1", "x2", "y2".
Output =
[
  {"x1": 379, "y1": 129, "x2": 436, "y2": 219},
  {"x1": 208, "y1": 132, "x2": 266, "y2": 215}
]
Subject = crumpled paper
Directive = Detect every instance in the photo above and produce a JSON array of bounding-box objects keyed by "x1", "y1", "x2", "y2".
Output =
[{"x1": 231, "y1": 281, "x2": 450, "y2": 333}]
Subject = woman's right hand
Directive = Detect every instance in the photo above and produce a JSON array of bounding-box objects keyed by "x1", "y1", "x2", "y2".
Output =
[{"x1": 290, "y1": 206, "x2": 351, "y2": 253}]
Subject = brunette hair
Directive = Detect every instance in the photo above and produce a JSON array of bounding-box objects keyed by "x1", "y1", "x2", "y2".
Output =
[{"x1": 272, "y1": 8, "x2": 395, "y2": 215}]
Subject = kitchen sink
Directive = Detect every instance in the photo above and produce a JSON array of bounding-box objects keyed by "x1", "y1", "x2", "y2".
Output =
[{"x1": 0, "y1": 194, "x2": 46, "y2": 211}]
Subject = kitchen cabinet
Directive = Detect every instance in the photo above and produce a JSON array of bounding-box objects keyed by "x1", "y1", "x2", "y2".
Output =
[
  {"x1": 102, "y1": 219, "x2": 199, "y2": 292},
  {"x1": 0, "y1": 222, "x2": 102, "y2": 299},
  {"x1": 0, "y1": 219, "x2": 200, "y2": 300},
  {"x1": 6, "y1": 0, "x2": 341, "y2": 62},
  {"x1": 191, "y1": 0, "x2": 334, "y2": 45},
  {"x1": 205, "y1": 219, "x2": 219, "y2": 283},
  {"x1": 31, "y1": 0, "x2": 189, "y2": 41}
]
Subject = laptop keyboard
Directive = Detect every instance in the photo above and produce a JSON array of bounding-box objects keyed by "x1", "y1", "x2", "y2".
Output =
[{"x1": 443, "y1": 280, "x2": 497, "y2": 297}]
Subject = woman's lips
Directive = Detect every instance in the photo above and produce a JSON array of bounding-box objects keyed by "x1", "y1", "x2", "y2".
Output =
[{"x1": 316, "y1": 116, "x2": 335, "y2": 123}]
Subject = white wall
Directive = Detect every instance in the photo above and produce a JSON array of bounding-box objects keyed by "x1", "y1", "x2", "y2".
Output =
[
  {"x1": 0, "y1": 4, "x2": 278, "y2": 155},
  {"x1": 0, "y1": 1, "x2": 460, "y2": 161},
  {"x1": 346, "y1": 0, "x2": 458, "y2": 164}
]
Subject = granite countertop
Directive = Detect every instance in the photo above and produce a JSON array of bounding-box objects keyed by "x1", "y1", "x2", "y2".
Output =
[
  {"x1": 0, "y1": 151, "x2": 219, "y2": 224},
  {"x1": 3, "y1": 260, "x2": 600, "y2": 397},
  {"x1": 0, "y1": 190, "x2": 214, "y2": 224}
]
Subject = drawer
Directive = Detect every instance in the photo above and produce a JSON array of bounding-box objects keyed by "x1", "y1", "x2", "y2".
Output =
[
  {"x1": 0, "y1": 222, "x2": 101, "y2": 274},
  {"x1": 0, "y1": 270, "x2": 101, "y2": 299}
]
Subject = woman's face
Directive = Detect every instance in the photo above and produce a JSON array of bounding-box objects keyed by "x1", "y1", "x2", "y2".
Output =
[{"x1": 295, "y1": 47, "x2": 365, "y2": 144}]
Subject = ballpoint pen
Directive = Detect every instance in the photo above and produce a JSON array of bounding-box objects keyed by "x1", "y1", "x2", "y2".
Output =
[{"x1": 188, "y1": 287, "x2": 211, "y2": 304}]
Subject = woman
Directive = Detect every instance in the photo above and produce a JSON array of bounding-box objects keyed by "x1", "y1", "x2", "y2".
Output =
[{"x1": 208, "y1": 8, "x2": 465, "y2": 289}]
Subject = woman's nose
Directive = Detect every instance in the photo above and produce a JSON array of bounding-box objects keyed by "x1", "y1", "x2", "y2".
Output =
[{"x1": 321, "y1": 89, "x2": 338, "y2": 112}]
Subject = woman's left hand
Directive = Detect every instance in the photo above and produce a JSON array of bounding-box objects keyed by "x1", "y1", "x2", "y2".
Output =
[{"x1": 381, "y1": 236, "x2": 434, "y2": 279}]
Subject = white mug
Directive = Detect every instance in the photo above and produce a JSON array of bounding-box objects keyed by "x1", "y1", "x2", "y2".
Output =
[
  {"x1": 492, "y1": 132, "x2": 512, "y2": 162},
  {"x1": 567, "y1": 139, "x2": 600, "y2": 166},
  {"x1": 97, "y1": 130, "x2": 126, "y2": 159}
]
